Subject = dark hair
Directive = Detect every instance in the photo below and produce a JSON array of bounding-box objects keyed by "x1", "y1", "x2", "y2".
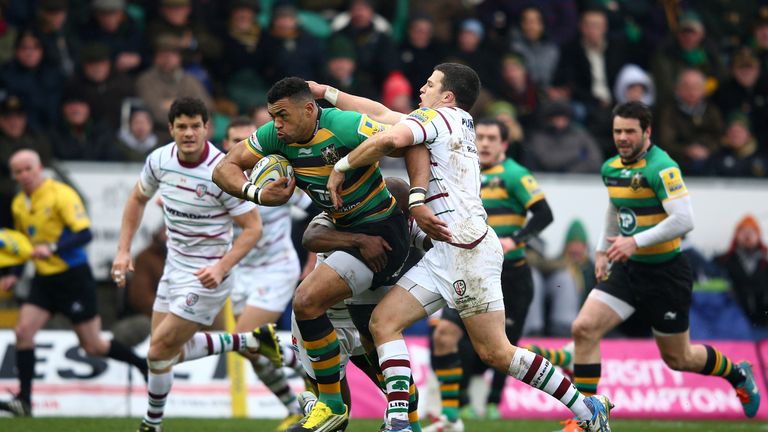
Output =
[
  {"x1": 476, "y1": 118, "x2": 509, "y2": 142},
  {"x1": 226, "y1": 116, "x2": 256, "y2": 138},
  {"x1": 168, "y1": 97, "x2": 208, "y2": 124},
  {"x1": 612, "y1": 101, "x2": 652, "y2": 131},
  {"x1": 266, "y1": 77, "x2": 313, "y2": 105},
  {"x1": 434, "y1": 63, "x2": 480, "y2": 111}
]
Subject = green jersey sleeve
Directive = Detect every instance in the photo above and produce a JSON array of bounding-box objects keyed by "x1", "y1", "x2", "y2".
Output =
[
  {"x1": 246, "y1": 121, "x2": 281, "y2": 159},
  {"x1": 650, "y1": 162, "x2": 688, "y2": 202},
  {"x1": 327, "y1": 109, "x2": 389, "y2": 151},
  {"x1": 506, "y1": 161, "x2": 545, "y2": 209}
]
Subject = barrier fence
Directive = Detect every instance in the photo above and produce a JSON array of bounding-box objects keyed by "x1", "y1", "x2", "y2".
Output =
[{"x1": 0, "y1": 331, "x2": 765, "y2": 420}]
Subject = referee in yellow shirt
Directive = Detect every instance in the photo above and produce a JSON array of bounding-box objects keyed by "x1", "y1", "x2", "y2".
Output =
[{"x1": 0, "y1": 149, "x2": 147, "y2": 417}]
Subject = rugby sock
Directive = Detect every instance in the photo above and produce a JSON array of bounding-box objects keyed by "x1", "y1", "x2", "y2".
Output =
[
  {"x1": 181, "y1": 332, "x2": 253, "y2": 362},
  {"x1": 251, "y1": 354, "x2": 301, "y2": 414},
  {"x1": 281, "y1": 343, "x2": 301, "y2": 372},
  {"x1": 701, "y1": 345, "x2": 745, "y2": 387},
  {"x1": 144, "y1": 370, "x2": 172, "y2": 427},
  {"x1": 509, "y1": 348, "x2": 592, "y2": 421},
  {"x1": 378, "y1": 339, "x2": 412, "y2": 425},
  {"x1": 16, "y1": 348, "x2": 34, "y2": 404},
  {"x1": 296, "y1": 315, "x2": 345, "y2": 414},
  {"x1": 432, "y1": 352, "x2": 462, "y2": 422},
  {"x1": 527, "y1": 344, "x2": 573, "y2": 368},
  {"x1": 107, "y1": 340, "x2": 148, "y2": 378},
  {"x1": 573, "y1": 363, "x2": 601, "y2": 397},
  {"x1": 408, "y1": 376, "x2": 422, "y2": 432}
]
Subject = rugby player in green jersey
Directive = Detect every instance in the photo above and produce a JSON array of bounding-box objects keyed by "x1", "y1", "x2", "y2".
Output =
[
  {"x1": 423, "y1": 118, "x2": 554, "y2": 432},
  {"x1": 212, "y1": 77, "x2": 412, "y2": 432},
  {"x1": 556, "y1": 101, "x2": 761, "y2": 431}
]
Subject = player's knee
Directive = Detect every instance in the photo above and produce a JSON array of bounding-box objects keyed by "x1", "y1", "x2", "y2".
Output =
[
  {"x1": 292, "y1": 288, "x2": 323, "y2": 318},
  {"x1": 14, "y1": 323, "x2": 37, "y2": 345},
  {"x1": 659, "y1": 350, "x2": 689, "y2": 371},
  {"x1": 571, "y1": 317, "x2": 598, "y2": 343},
  {"x1": 80, "y1": 340, "x2": 104, "y2": 357},
  {"x1": 369, "y1": 309, "x2": 399, "y2": 341}
]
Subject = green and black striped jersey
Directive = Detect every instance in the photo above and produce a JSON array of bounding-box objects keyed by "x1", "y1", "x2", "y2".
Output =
[
  {"x1": 481, "y1": 158, "x2": 544, "y2": 261},
  {"x1": 601, "y1": 144, "x2": 689, "y2": 263},
  {"x1": 247, "y1": 108, "x2": 396, "y2": 227}
]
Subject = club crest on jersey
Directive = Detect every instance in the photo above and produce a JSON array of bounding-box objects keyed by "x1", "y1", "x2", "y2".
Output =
[
  {"x1": 453, "y1": 280, "x2": 467, "y2": 296},
  {"x1": 195, "y1": 184, "x2": 207, "y2": 198},
  {"x1": 321, "y1": 144, "x2": 340, "y2": 165},
  {"x1": 629, "y1": 172, "x2": 644, "y2": 191},
  {"x1": 186, "y1": 293, "x2": 199, "y2": 306}
]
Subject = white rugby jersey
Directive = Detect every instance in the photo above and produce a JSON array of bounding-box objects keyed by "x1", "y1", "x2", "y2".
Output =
[
  {"x1": 235, "y1": 191, "x2": 312, "y2": 270},
  {"x1": 139, "y1": 142, "x2": 256, "y2": 271},
  {"x1": 400, "y1": 107, "x2": 487, "y2": 225}
]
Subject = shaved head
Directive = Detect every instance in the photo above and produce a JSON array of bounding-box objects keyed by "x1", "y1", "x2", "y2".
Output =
[{"x1": 10, "y1": 149, "x2": 45, "y2": 194}]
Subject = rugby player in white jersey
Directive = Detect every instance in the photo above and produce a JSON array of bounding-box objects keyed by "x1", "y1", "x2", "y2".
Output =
[
  {"x1": 112, "y1": 98, "x2": 277, "y2": 432},
  {"x1": 222, "y1": 117, "x2": 313, "y2": 431},
  {"x1": 313, "y1": 63, "x2": 613, "y2": 432}
]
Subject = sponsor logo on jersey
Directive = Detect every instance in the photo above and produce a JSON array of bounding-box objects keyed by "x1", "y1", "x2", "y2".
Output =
[
  {"x1": 618, "y1": 207, "x2": 637, "y2": 235},
  {"x1": 630, "y1": 172, "x2": 644, "y2": 192},
  {"x1": 186, "y1": 293, "x2": 199, "y2": 307},
  {"x1": 195, "y1": 184, "x2": 207, "y2": 198},
  {"x1": 357, "y1": 115, "x2": 388, "y2": 137},
  {"x1": 660, "y1": 167, "x2": 686, "y2": 198},
  {"x1": 408, "y1": 108, "x2": 437, "y2": 124},
  {"x1": 453, "y1": 279, "x2": 466, "y2": 296},
  {"x1": 320, "y1": 144, "x2": 340, "y2": 165},
  {"x1": 248, "y1": 132, "x2": 263, "y2": 152},
  {"x1": 521, "y1": 175, "x2": 542, "y2": 196},
  {"x1": 298, "y1": 148, "x2": 313, "y2": 155}
]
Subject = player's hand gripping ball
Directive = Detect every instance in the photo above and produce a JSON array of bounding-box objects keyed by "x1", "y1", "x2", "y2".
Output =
[{"x1": 249, "y1": 154, "x2": 294, "y2": 188}]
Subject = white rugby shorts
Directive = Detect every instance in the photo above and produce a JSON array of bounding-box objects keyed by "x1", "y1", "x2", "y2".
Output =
[
  {"x1": 153, "y1": 261, "x2": 234, "y2": 326},
  {"x1": 230, "y1": 261, "x2": 299, "y2": 315}
]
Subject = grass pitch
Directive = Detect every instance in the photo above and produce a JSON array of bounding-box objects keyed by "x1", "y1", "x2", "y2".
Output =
[{"x1": 0, "y1": 418, "x2": 766, "y2": 432}]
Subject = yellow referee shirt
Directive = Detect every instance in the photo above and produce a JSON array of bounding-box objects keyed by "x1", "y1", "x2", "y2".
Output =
[{"x1": 11, "y1": 179, "x2": 91, "y2": 276}]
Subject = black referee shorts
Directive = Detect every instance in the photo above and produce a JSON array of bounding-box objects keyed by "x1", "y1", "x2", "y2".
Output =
[{"x1": 27, "y1": 264, "x2": 99, "y2": 324}]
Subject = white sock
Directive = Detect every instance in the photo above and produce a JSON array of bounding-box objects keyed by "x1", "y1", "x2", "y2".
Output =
[{"x1": 144, "y1": 370, "x2": 173, "y2": 426}]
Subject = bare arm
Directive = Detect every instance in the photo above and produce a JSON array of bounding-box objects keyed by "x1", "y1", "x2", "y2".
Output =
[
  {"x1": 218, "y1": 209, "x2": 262, "y2": 274},
  {"x1": 403, "y1": 143, "x2": 452, "y2": 242},
  {"x1": 307, "y1": 81, "x2": 407, "y2": 125},
  {"x1": 346, "y1": 123, "x2": 414, "y2": 168},
  {"x1": 302, "y1": 218, "x2": 391, "y2": 272},
  {"x1": 212, "y1": 140, "x2": 258, "y2": 199},
  {"x1": 111, "y1": 183, "x2": 152, "y2": 287}
]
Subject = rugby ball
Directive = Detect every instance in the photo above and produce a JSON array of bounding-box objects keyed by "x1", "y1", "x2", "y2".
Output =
[{"x1": 249, "y1": 154, "x2": 294, "y2": 189}]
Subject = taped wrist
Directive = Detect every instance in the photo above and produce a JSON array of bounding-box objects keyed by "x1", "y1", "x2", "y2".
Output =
[
  {"x1": 408, "y1": 187, "x2": 426, "y2": 210},
  {"x1": 242, "y1": 182, "x2": 261, "y2": 204}
]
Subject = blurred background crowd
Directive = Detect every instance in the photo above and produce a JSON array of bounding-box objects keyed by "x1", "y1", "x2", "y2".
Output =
[{"x1": 0, "y1": 0, "x2": 767, "y2": 340}]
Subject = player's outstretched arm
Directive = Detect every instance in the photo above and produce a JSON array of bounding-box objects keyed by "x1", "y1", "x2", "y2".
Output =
[
  {"x1": 112, "y1": 182, "x2": 151, "y2": 287},
  {"x1": 307, "y1": 81, "x2": 406, "y2": 125},
  {"x1": 212, "y1": 139, "x2": 258, "y2": 199}
]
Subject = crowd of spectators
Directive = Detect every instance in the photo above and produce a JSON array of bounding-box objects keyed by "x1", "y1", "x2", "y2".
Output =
[{"x1": 0, "y1": 0, "x2": 766, "y2": 175}]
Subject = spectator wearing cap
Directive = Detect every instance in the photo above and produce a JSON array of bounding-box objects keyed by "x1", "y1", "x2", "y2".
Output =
[
  {"x1": 146, "y1": 0, "x2": 222, "y2": 66},
  {"x1": 33, "y1": 0, "x2": 79, "y2": 77},
  {"x1": 613, "y1": 63, "x2": 656, "y2": 106},
  {"x1": 550, "y1": 9, "x2": 632, "y2": 156},
  {"x1": 444, "y1": 18, "x2": 500, "y2": 92},
  {"x1": 0, "y1": 31, "x2": 63, "y2": 131},
  {"x1": 657, "y1": 68, "x2": 724, "y2": 176},
  {"x1": 216, "y1": 0, "x2": 262, "y2": 79},
  {"x1": 716, "y1": 215, "x2": 768, "y2": 339},
  {"x1": 48, "y1": 88, "x2": 116, "y2": 161},
  {"x1": 709, "y1": 114, "x2": 767, "y2": 178},
  {"x1": 257, "y1": 2, "x2": 324, "y2": 84},
  {"x1": 64, "y1": 42, "x2": 136, "y2": 131},
  {"x1": 135, "y1": 34, "x2": 212, "y2": 139},
  {"x1": 713, "y1": 47, "x2": 768, "y2": 147},
  {"x1": 651, "y1": 10, "x2": 726, "y2": 104},
  {"x1": 399, "y1": 13, "x2": 445, "y2": 103},
  {"x1": 381, "y1": 71, "x2": 412, "y2": 113},
  {"x1": 331, "y1": 0, "x2": 399, "y2": 90},
  {"x1": 508, "y1": 6, "x2": 560, "y2": 90},
  {"x1": 0, "y1": 95, "x2": 54, "y2": 227},
  {"x1": 79, "y1": 0, "x2": 145, "y2": 73},
  {"x1": 524, "y1": 100, "x2": 603, "y2": 173},
  {"x1": 115, "y1": 106, "x2": 159, "y2": 162},
  {"x1": 320, "y1": 35, "x2": 377, "y2": 100}
]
